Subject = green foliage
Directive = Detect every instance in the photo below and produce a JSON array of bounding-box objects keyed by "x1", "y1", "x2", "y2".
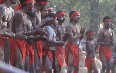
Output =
[
  {"x1": 11, "y1": 0, "x2": 116, "y2": 36},
  {"x1": 49, "y1": 0, "x2": 116, "y2": 36}
]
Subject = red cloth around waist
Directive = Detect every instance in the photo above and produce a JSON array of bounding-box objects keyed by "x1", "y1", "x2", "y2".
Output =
[
  {"x1": 65, "y1": 42, "x2": 79, "y2": 66},
  {"x1": 85, "y1": 57, "x2": 95, "y2": 68},
  {"x1": 25, "y1": 42, "x2": 34, "y2": 64},
  {"x1": 99, "y1": 46, "x2": 112, "y2": 61},
  {"x1": 9, "y1": 38, "x2": 27, "y2": 65},
  {"x1": 36, "y1": 41, "x2": 43, "y2": 59},
  {"x1": 55, "y1": 46, "x2": 65, "y2": 68}
]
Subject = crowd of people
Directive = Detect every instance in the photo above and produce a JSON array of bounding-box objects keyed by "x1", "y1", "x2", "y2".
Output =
[{"x1": 0, "y1": 0, "x2": 116, "y2": 73}]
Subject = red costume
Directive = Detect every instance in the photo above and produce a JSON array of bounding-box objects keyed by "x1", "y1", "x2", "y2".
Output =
[
  {"x1": 65, "y1": 42, "x2": 79, "y2": 66},
  {"x1": 55, "y1": 46, "x2": 65, "y2": 68},
  {"x1": 36, "y1": 41, "x2": 43, "y2": 59},
  {"x1": 99, "y1": 46, "x2": 112, "y2": 62},
  {"x1": 10, "y1": 0, "x2": 34, "y2": 65},
  {"x1": 25, "y1": 42, "x2": 34, "y2": 64}
]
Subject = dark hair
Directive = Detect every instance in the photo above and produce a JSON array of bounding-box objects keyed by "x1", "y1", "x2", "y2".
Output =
[
  {"x1": 19, "y1": 0, "x2": 25, "y2": 4},
  {"x1": 48, "y1": 13, "x2": 55, "y2": 18},
  {"x1": 69, "y1": 11, "x2": 75, "y2": 22},
  {"x1": 86, "y1": 30, "x2": 93, "y2": 36},
  {"x1": 35, "y1": 0, "x2": 40, "y2": 2},
  {"x1": 103, "y1": 16, "x2": 111, "y2": 22},
  {"x1": 69, "y1": 11, "x2": 75, "y2": 17},
  {"x1": 56, "y1": 11, "x2": 63, "y2": 15},
  {"x1": 35, "y1": 0, "x2": 48, "y2": 2}
]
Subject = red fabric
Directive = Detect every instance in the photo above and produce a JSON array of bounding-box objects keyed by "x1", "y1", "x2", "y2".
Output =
[
  {"x1": 85, "y1": 57, "x2": 95, "y2": 68},
  {"x1": 65, "y1": 42, "x2": 79, "y2": 66},
  {"x1": 47, "y1": 50, "x2": 53, "y2": 63},
  {"x1": 56, "y1": 12, "x2": 65, "y2": 18},
  {"x1": 8, "y1": 38, "x2": 27, "y2": 65},
  {"x1": 99, "y1": 46, "x2": 112, "y2": 61},
  {"x1": 73, "y1": 70, "x2": 78, "y2": 73},
  {"x1": 15, "y1": 0, "x2": 34, "y2": 11},
  {"x1": 0, "y1": 0, "x2": 3, "y2": 4},
  {"x1": 36, "y1": 41, "x2": 43, "y2": 59},
  {"x1": 8, "y1": 38, "x2": 17, "y2": 65},
  {"x1": 22, "y1": 0, "x2": 34, "y2": 5},
  {"x1": 42, "y1": 50, "x2": 53, "y2": 63},
  {"x1": 87, "y1": 32, "x2": 94, "y2": 37},
  {"x1": 55, "y1": 46, "x2": 65, "y2": 68},
  {"x1": 70, "y1": 11, "x2": 80, "y2": 19},
  {"x1": 103, "y1": 19, "x2": 112, "y2": 22},
  {"x1": 14, "y1": 4, "x2": 22, "y2": 12},
  {"x1": 16, "y1": 39, "x2": 27, "y2": 62},
  {"x1": 25, "y1": 42, "x2": 34, "y2": 64},
  {"x1": 38, "y1": 1, "x2": 48, "y2": 5}
]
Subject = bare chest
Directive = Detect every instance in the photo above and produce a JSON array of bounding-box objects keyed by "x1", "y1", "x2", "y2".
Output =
[
  {"x1": 103, "y1": 29, "x2": 113, "y2": 37},
  {"x1": 72, "y1": 26, "x2": 78, "y2": 35}
]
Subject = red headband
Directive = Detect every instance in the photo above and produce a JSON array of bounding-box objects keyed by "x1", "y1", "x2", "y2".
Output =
[
  {"x1": 0, "y1": 0, "x2": 3, "y2": 4},
  {"x1": 15, "y1": 0, "x2": 34, "y2": 12},
  {"x1": 38, "y1": 1, "x2": 48, "y2": 5},
  {"x1": 14, "y1": 4, "x2": 22, "y2": 12},
  {"x1": 57, "y1": 12, "x2": 65, "y2": 18},
  {"x1": 70, "y1": 11, "x2": 80, "y2": 19},
  {"x1": 22, "y1": 0, "x2": 34, "y2": 5},
  {"x1": 87, "y1": 32, "x2": 94, "y2": 37},
  {"x1": 103, "y1": 19, "x2": 112, "y2": 22}
]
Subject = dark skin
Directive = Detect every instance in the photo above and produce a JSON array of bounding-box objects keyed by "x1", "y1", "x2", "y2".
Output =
[
  {"x1": 12, "y1": 2, "x2": 34, "y2": 32},
  {"x1": 97, "y1": 19, "x2": 114, "y2": 73},
  {"x1": 0, "y1": 0, "x2": 17, "y2": 63},
  {"x1": 11, "y1": 2, "x2": 35, "y2": 70},
  {"x1": 27, "y1": 2, "x2": 48, "y2": 72},
  {"x1": 65, "y1": 13, "x2": 85, "y2": 73},
  {"x1": 85, "y1": 32, "x2": 98, "y2": 73},
  {"x1": 0, "y1": 0, "x2": 17, "y2": 32},
  {"x1": 56, "y1": 14, "x2": 65, "y2": 41},
  {"x1": 27, "y1": 7, "x2": 41, "y2": 29},
  {"x1": 26, "y1": 2, "x2": 50, "y2": 73},
  {"x1": 43, "y1": 19, "x2": 64, "y2": 73}
]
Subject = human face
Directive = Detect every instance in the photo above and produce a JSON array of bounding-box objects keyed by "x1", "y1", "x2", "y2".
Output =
[
  {"x1": 57, "y1": 15, "x2": 65, "y2": 24},
  {"x1": 104, "y1": 20, "x2": 112, "y2": 29},
  {"x1": 87, "y1": 32, "x2": 94, "y2": 41},
  {"x1": 90, "y1": 35, "x2": 94, "y2": 40},
  {"x1": 28, "y1": 2, "x2": 35, "y2": 11},
  {"x1": 73, "y1": 14, "x2": 80, "y2": 22},
  {"x1": 41, "y1": 10, "x2": 48, "y2": 18},
  {"x1": 38, "y1": 3, "x2": 47, "y2": 11}
]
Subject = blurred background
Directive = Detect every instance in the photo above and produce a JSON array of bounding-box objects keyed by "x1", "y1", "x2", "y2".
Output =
[{"x1": 12, "y1": 0, "x2": 116, "y2": 37}]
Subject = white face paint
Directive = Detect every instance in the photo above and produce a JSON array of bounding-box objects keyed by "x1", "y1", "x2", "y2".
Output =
[
  {"x1": 73, "y1": 15, "x2": 80, "y2": 22},
  {"x1": 28, "y1": 3, "x2": 34, "y2": 10},
  {"x1": 104, "y1": 20, "x2": 112, "y2": 29},
  {"x1": 58, "y1": 16, "x2": 65, "y2": 23}
]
